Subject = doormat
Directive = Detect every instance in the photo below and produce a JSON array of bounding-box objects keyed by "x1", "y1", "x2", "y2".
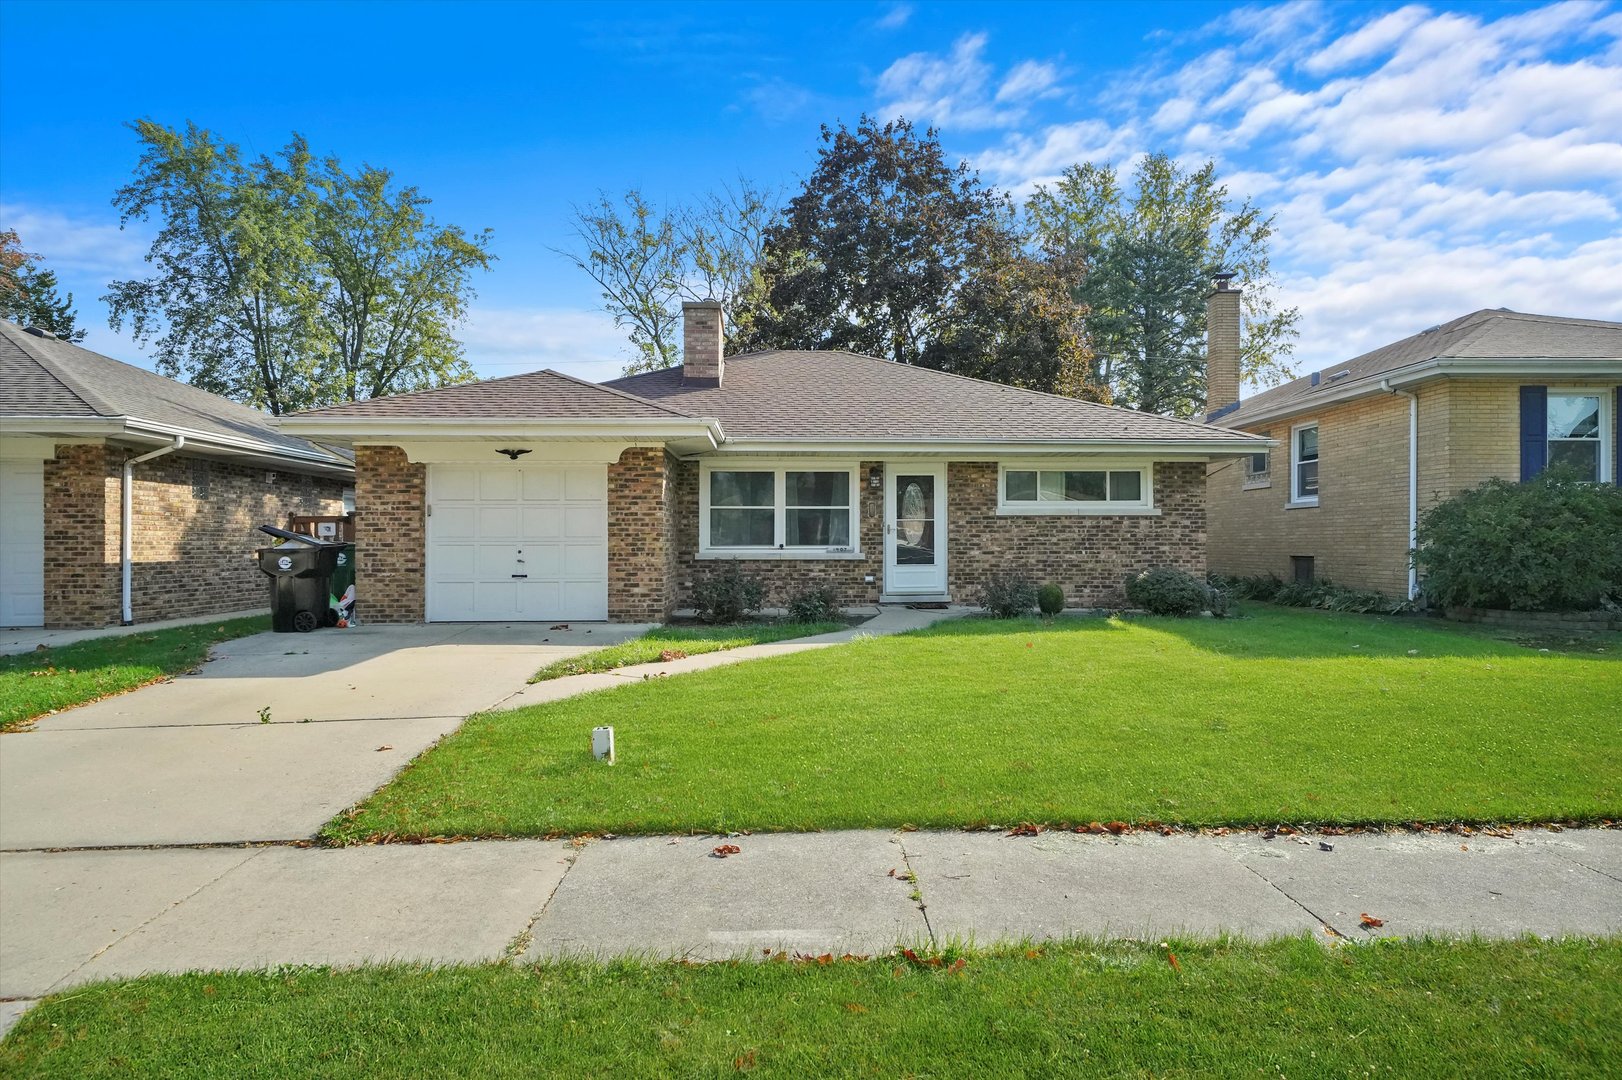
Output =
[{"x1": 905, "y1": 602, "x2": 950, "y2": 610}]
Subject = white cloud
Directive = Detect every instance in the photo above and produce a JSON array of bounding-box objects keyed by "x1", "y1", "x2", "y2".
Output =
[
  {"x1": 875, "y1": 3, "x2": 912, "y2": 31},
  {"x1": 460, "y1": 305, "x2": 634, "y2": 384},
  {"x1": 886, "y1": 1, "x2": 1622, "y2": 374},
  {"x1": 1, "y1": 203, "x2": 148, "y2": 277},
  {"x1": 876, "y1": 32, "x2": 1064, "y2": 130}
]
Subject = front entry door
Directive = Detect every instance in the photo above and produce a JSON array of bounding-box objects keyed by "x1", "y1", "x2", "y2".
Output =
[{"x1": 884, "y1": 464, "x2": 947, "y2": 595}]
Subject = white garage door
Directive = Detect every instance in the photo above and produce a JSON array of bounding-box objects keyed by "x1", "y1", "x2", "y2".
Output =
[
  {"x1": 0, "y1": 458, "x2": 45, "y2": 627},
  {"x1": 426, "y1": 464, "x2": 609, "y2": 622}
]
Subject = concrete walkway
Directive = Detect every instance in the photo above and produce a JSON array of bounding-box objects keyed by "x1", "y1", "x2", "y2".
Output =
[{"x1": 2, "y1": 827, "x2": 1617, "y2": 1008}]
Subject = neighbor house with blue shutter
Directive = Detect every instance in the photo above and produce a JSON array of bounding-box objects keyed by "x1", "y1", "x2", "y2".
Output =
[{"x1": 1202, "y1": 307, "x2": 1621, "y2": 600}]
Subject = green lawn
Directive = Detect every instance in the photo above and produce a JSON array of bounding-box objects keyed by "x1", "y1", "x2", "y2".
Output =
[
  {"x1": 0, "y1": 616, "x2": 269, "y2": 731},
  {"x1": 530, "y1": 621, "x2": 846, "y2": 681},
  {"x1": 4, "y1": 937, "x2": 1616, "y2": 1078},
  {"x1": 326, "y1": 607, "x2": 1621, "y2": 841}
]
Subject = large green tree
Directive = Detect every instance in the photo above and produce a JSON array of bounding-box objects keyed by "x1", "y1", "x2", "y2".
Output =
[
  {"x1": 559, "y1": 180, "x2": 777, "y2": 374},
  {"x1": 106, "y1": 120, "x2": 490, "y2": 414},
  {"x1": 743, "y1": 117, "x2": 1102, "y2": 398},
  {"x1": 1026, "y1": 155, "x2": 1299, "y2": 416},
  {"x1": 0, "y1": 229, "x2": 88, "y2": 342}
]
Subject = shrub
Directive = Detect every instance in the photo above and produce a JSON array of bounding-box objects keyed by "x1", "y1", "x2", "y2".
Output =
[
  {"x1": 786, "y1": 585, "x2": 840, "y2": 623},
  {"x1": 977, "y1": 574, "x2": 1038, "y2": 619},
  {"x1": 1212, "y1": 573, "x2": 1409, "y2": 615},
  {"x1": 1124, "y1": 567, "x2": 1208, "y2": 617},
  {"x1": 1204, "y1": 577, "x2": 1232, "y2": 618},
  {"x1": 691, "y1": 562, "x2": 765, "y2": 623},
  {"x1": 1036, "y1": 583, "x2": 1065, "y2": 615},
  {"x1": 1415, "y1": 469, "x2": 1622, "y2": 612}
]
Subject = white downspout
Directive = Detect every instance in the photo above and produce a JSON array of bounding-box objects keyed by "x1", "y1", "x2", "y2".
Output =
[
  {"x1": 1380, "y1": 380, "x2": 1418, "y2": 600},
  {"x1": 121, "y1": 436, "x2": 185, "y2": 625}
]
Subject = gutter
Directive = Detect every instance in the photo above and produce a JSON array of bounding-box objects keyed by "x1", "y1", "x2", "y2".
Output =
[
  {"x1": 121, "y1": 436, "x2": 184, "y2": 625},
  {"x1": 1380, "y1": 379, "x2": 1419, "y2": 601}
]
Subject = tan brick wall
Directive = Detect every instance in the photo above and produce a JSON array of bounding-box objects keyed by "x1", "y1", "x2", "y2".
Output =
[
  {"x1": 608, "y1": 447, "x2": 677, "y2": 621},
  {"x1": 1206, "y1": 377, "x2": 1622, "y2": 598},
  {"x1": 42, "y1": 443, "x2": 346, "y2": 629},
  {"x1": 1205, "y1": 287, "x2": 1242, "y2": 413},
  {"x1": 354, "y1": 445, "x2": 425, "y2": 623},
  {"x1": 947, "y1": 461, "x2": 1207, "y2": 606}
]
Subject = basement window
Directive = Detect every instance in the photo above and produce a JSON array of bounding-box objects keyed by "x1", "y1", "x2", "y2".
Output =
[{"x1": 1292, "y1": 555, "x2": 1315, "y2": 583}]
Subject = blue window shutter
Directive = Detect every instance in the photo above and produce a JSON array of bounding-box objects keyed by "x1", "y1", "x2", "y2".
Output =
[{"x1": 1519, "y1": 385, "x2": 1547, "y2": 480}]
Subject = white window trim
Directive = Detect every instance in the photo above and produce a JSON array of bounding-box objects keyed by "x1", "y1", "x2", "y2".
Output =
[
  {"x1": 1546, "y1": 387, "x2": 1613, "y2": 483},
  {"x1": 698, "y1": 460, "x2": 863, "y2": 558},
  {"x1": 995, "y1": 461, "x2": 1159, "y2": 516},
  {"x1": 1289, "y1": 421, "x2": 1319, "y2": 507}
]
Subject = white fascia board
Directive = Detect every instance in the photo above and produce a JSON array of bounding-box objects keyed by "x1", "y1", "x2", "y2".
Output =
[
  {"x1": 278, "y1": 416, "x2": 722, "y2": 448},
  {"x1": 0, "y1": 415, "x2": 352, "y2": 473},
  {"x1": 705, "y1": 436, "x2": 1275, "y2": 458},
  {"x1": 1226, "y1": 357, "x2": 1622, "y2": 428}
]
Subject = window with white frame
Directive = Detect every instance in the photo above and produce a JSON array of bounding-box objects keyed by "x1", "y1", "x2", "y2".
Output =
[
  {"x1": 702, "y1": 465, "x2": 859, "y2": 552},
  {"x1": 1291, "y1": 424, "x2": 1319, "y2": 504},
  {"x1": 998, "y1": 465, "x2": 1152, "y2": 513},
  {"x1": 1547, "y1": 393, "x2": 1605, "y2": 482}
]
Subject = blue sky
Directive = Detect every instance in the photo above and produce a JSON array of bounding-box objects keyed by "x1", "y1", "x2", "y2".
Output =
[{"x1": 2, "y1": 0, "x2": 1619, "y2": 387}]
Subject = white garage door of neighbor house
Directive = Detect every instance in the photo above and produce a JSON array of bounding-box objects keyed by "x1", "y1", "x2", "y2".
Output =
[
  {"x1": 426, "y1": 464, "x2": 609, "y2": 622},
  {"x1": 0, "y1": 458, "x2": 46, "y2": 628}
]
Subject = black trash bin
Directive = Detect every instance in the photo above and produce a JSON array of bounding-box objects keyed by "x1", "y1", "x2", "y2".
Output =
[{"x1": 257, "y1": 526, "x2": 346, "y2": 633}]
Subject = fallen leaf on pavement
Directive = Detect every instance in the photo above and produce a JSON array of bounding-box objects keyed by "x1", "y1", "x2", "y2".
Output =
[
  {"x1": 1104, "y1": 821, "x2": 1129, "y2": 835},
  {"x1": 375, "y1": 745, "x2": 393, "y2": 752},
  {"x1": 711, "y1": 844, "x2": 741, "y2": 858},
  {"x1": 659, "y1": 648, "x2": 688, "y2": 662},
  {"x1": 1007, "y1": 822, "x2": 1041, "y2": 837},
  {"x1": 1360, "y1": 913, "x2": 1385, "y2": 928}
]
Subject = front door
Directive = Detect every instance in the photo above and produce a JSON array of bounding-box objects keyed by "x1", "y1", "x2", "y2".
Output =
[{"x1": 884, "y1": 464, "x2": 947, "y2": 595}]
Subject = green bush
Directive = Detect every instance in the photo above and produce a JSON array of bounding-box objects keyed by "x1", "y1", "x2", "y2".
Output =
[
  {"x1": 977, "y1": 574, "x2": 1038, "y2": 619},
  {"x1": 691, "y1": 562, "x2": 766, "y2": 624},
  {"x1": 1124, "y1": 567, "x2": 1208, "y2": 617},
  {"x1": 1414, "y1": 469, "x2": 1622, "y2": 611},
  {"x1": 1036, "y1": 583, "x2": 1065, "y2": 615},
  {"x1": 786, "y1": 585, "x2": 840, "y2": 623},
  {"x1": 1209, "y1": 572, "x2": 1408, "y2": 615}
]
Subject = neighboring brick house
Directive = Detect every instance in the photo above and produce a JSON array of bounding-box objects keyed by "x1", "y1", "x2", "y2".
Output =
[
  {"x1": 0, "y1": 321, "x2": 354, "y2": 629},
  {"x1": 1203, "y1": 306, "x2": 1622, "y2": 598},
  {"x1": 279, "y1": 300, "x2": 1266, "y2": 624}
]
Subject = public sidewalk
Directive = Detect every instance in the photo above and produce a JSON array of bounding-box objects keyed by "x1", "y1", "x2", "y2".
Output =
[{"x1": 2, "y1": 826, "x2": 1618, "y2": 1022}]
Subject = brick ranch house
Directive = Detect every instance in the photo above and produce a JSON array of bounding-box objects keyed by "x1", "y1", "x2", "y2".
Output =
[
  {"x1": 279, "y1": 299, "x2": 1268, "y2": 623},
  {"x1": 0, "y1": 321, "x2": 355, "y2": 629},
  {"x1": 1204, "y1": 305, "x2": 1622, "y2": 598}
]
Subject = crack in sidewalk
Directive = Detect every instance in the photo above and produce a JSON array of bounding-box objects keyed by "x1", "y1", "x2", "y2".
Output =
[
  {"x1": 503, "y1": 842, "x2": 587, "y2": 964},
  {"x1": 1543, "y1": 847, "x2": 1622, "y2": 886},
  {"x1": 895, "y1": 832, "x2": 938, "y2": 949},
  {"x1": 1239, "y1": 862, "x2": 1352, "y2": 940}
]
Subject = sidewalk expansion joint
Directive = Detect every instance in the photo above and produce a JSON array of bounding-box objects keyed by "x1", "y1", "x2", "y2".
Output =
[
  {"x1": 895, "y1": 831, "x2": 938, "y2": 948},
  {"x1": 1239, "y1": 861, "x2": 1351, "y2": 940},
  {"x1": 504, "y1": 842, "x2": 585, "y2": 965},
  {"x1": 22, "y1": 714, "x2": 467, "y2": 733},
  {"x1": 44, "y1": 846, "x2": 267, "y2": 995},
  {"x1": 2, "y1": 839, "x2": 310, "y2": 855},
  {"x1": 1544, "y1": 848, "x2": 1622, "y2": 886}
]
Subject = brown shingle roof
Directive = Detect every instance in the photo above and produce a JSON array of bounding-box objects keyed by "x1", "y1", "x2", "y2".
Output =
[
  {"x1": 1220, "y1": 309, "x2": 1622, "y2": 425},
  {"x1": 608, "y1": 350, "x2": 1254, "y2": 442},
  {"x1": 0, "y1": 320, "x2": 348, "y2": 465},
  {"x1": 291, "y1": 368, "x2": 695, "y2": 420}
]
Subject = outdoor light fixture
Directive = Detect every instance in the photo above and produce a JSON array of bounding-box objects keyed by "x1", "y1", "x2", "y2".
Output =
[{"x1": 495, "y1": 448, "x2": 532, "y2": 460}]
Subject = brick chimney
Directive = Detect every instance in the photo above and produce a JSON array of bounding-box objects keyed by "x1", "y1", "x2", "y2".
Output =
[
  {"x1": 1205, "y1": 272, "x2": 1242, "y2": 416},
  {"x1": 682, "y1": 299, "x2": 724, "y2": 386}
]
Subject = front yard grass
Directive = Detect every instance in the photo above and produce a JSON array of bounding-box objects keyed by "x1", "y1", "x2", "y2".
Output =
[
  {"x1": 0, "y1": 616, "x2": 268, "y2": 731},
  {"x1": 325, "y1": 607, "x2": 1621, "y2": 841},
  {"x1": 4, "y1": 937, "x2": 1617, "y2": 1077},
  {"x1": 530, "y1": 620, "x2": 846, "y2": 681}
]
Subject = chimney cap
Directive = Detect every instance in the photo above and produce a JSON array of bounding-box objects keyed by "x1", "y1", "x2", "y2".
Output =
[
  {"x1": 1211, "y1": 270, "x2": 1237, "y2": 290},
  {"x1": 682, "y1": 297, "x2": 723, "y2": 310}
]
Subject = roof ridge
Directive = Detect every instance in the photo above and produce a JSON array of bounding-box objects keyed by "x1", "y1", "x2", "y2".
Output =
[
  {"x1": 295, "y1": 367, "x2": 574, "y2": 416},
  {"x1": 540, "y1": 367, "x2": 700, "y2": 420},
  {"x1": 0, "y1": 321, "x2": 118, "y2": 416}
]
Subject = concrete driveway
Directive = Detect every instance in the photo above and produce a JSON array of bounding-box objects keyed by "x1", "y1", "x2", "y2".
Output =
[{"x1": 0, "y1": 622, "x2": 647, "y2": 849}]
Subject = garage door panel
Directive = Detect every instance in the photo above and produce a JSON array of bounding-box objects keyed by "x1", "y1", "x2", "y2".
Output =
[
  {"x1": 0, "y1": 459, "x2": 45, "y2": 628},
  {"x1": 427, "y1": 463, "x2": 609, "y2": 622},
  {"x1": 480, "y1": 471, "x2": 522, "y2": 501}
]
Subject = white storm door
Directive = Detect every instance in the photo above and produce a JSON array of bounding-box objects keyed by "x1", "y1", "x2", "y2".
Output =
[
  {"x1": 883, "y1": 463, "x2": 947, "y2": 595},
  {"x1": 427, "y1": 464, "x2": 608, "y2": 621},
  {"x1": 0, "y1": 458, "x2": 46, "y2": 627}
]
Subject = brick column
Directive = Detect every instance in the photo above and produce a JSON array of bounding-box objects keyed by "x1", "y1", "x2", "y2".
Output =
[
  {"x1": 355, "y1": 445, "x2": 425, "y2": 623},
  {"x1": 42, "y1": 443, "x2": 120, "y2": 628},
  {"x1": 608, "y1": 446, "x2": 674, "y2": 622}
]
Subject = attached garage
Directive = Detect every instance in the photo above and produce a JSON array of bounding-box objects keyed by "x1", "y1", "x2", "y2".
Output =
[
  {"x1": 425, "y1": 463, "x2": 609, "y2": 622},
  {"x1": 0, "y1": 456, "x2": 45, "y2": 627}
]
